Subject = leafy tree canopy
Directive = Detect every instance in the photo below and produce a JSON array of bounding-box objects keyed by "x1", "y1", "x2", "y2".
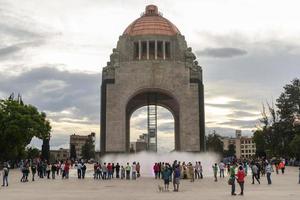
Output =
[{"x1": 0, "y1": 94, "x2": 51, "y2": 162}]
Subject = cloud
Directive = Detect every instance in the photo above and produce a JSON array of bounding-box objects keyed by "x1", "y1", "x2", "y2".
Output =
[
  {"x1": 0, "y1": 66, "x2": 100, "y2": 149},
  {"x1": 197, "y1": 47, "x2": 247, "y2": 58},
  {"x1": 218, "y1": 119, "x2": 258, "y2": 129}
]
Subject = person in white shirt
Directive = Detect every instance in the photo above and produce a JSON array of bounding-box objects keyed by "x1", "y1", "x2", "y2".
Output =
[
  {"x1": 219, "y1": 161, "x2": 225, "y2": 178},
  {"x1": 131, "y1": 162, "x2": 137, "y2": 180}
]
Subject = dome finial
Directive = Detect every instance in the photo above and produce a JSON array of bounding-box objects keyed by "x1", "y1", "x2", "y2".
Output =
[{"x1": 145, "y1": 5, "x2": 158, "y2": 16}]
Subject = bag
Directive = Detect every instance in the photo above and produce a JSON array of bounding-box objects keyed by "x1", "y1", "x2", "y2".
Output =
[{"x1": 228, "y1": 177, "x2": 234, "y2": 185}]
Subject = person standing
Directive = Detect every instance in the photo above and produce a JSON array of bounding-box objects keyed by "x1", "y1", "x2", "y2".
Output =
[
  {"x1": 236, "y1": 166, "x2": 245, "y2": 195},
  {"x1": 125, "y1": 163, "x2": 131, "y2": 180},
  {"x1": 265, "y1": 162, "x2": 273, "y2": 185},
  {"x1": 298, "y1": 166, "x2": 300, "y2": 184},
  {"x1": 31, "y1": 162, "x2": 37, "y2": 181},
  {"x1": 81, "y1": 163, "x2": 86, "y2": 179},
  {"x1": 77, "y1": 162, "x2": 82, "y2": 179},
  {"x1": 162, "y1": 167, "x2": 171, "y2": 191},
  {"x1": 279, "y1": 161, "x2": 285, "y2": 174},
  {"x1": 188, "y1": 162, "x2": 194, "y2": 182},
  {"x1": 115, "y1": 163, "x2": 120, "y2": 178},
  {"x1": 199, "y1": 161, "x2": 203, "y2": 179},
  {"x1": 136, "y1": 162, "x2": 141, "y2": 178},
  {"x1": 51, "y1": 163, "x2": 56, "y2": 179},
  {"x1": 229, "y1": 163, "x2": 237, "y2": 196},
  {"x1": 131, "y1": 162, "x2": 137, "y2": 180},
  {"x1": 46, "y1": 162, "x2": 51, "y2": 179},
  {"x1": 102, "y1": 163, "x2": 107, "y2": 180},
  {"x1": 121, "y1": 166, "x2": 125, "y2": 179},
  {"x1": 2, "y1": 163, "x2": 9, "y2": 187},
  {"x1": 212, "y1": 163, "x2": 218, "y2": 182},
  {"x1": 219, "y1": 161, "x2": 225, "y2": 178},
  {"x1": 153, "y1": 163, "x2": 159, "y2": 179},
  {"x1": 173, "y1": 165, "x2": 181, "y2": 192},
  {"x1": 107, "y1": 163, "x2": 112, "y2": 179}
]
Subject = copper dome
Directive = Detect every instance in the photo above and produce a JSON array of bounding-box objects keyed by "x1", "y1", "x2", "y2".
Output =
[{"x1": 123, "y1": 5, "x2": 181, "y2": 36}]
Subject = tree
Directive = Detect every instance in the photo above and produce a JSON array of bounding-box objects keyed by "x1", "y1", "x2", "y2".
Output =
[
  {"x1": 206, "y1": 131, "x2": 224, "y2": 154},
  {"x1": 70, "y1": 144, "x2": 77, "y2": 159},
  {"x1": 253, "y1": 78, "x2": 300, "y2": 158},
  {"x1": 224, "y1": 144, "x2": 235, "y2": 157},
  {"x1": 0, "y1": 95, "x2": 51, "y2": 162},
  {"x1": 25, "y1": 147, "x2": 40, "y2": 159},
  {"x1": 81, "y1": 136, "x2": 95, "y2": 160}
]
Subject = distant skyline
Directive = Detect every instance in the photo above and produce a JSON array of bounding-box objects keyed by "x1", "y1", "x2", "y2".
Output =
[{"x1": 1, "y1": 0, "x2": 300, "y2": 151}]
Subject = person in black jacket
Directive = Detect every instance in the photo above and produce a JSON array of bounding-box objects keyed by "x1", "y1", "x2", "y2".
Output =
[
  {"x1": 115, "y1": 163, "x2": 120, "y2": 178},
  {"x1": 31, "y1": 163, "x2": 37, "y2": 181}
]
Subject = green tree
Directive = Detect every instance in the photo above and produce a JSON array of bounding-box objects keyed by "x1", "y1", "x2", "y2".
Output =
[
  {"x1": 0, "y1": 95, "x2": 51, "y2": 162},
  {"x1": 254, "y1": 78, "x2": 300, "y2": 158},
  {"x1": 290, "y1": 134, "x2": 300, "y2": 158},
  {"x1": 224, "y1": 144, "x2": 235, "y2": 157},
  {"x1": 25, "y1": 147, "x2": 40, "y2": 159},
  {"x1": 206, "y1": 131, "x2": 224, "y2": 154},
  {"x1": 81, "y1": 136, "x2": 95, "y2": 160}
]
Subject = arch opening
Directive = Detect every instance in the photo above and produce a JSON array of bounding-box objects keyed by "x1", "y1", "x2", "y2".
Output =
[{"x1": 125, "y1": 89, "x2": 180, "y2": 152}]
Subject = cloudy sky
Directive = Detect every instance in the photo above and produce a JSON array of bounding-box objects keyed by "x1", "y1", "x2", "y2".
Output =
[{"x1": 1, "y1": 0, "x2": 300, "y2": 152}]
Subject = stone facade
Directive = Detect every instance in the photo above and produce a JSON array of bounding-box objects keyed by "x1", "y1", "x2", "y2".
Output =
[{"x1": 101, "y1": 5, "x2": 205, "y2": 153}]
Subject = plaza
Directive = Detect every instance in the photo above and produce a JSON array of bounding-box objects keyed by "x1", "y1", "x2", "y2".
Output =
[{"x1": 1, "y1": 166, "x2": 299, "y2": 200}]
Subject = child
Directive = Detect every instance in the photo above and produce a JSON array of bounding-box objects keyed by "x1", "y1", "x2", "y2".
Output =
[{"x1": 121, "y1": 166, "x2": 125, "y2": 179}]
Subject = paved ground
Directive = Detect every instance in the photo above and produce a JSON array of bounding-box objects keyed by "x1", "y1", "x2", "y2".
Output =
[{"x1": 0, "y1": 166, "x2": 299, "y2": 200}]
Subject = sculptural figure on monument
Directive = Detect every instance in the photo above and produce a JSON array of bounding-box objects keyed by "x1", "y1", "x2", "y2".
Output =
[
  {"x1": 185, "y1": 47, "x2": 196, "y2": 68},
  {"x1": 110, "y1": 48, "x2": 120, "y2": 68}
]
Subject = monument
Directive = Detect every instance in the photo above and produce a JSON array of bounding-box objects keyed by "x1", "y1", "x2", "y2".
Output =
[{"x1": 100, "y1": 5, "x2": 205, "y2": 153}]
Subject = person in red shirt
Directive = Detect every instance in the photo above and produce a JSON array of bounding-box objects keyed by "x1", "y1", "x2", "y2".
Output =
[{"x1": 236, "y1": 165, "x2": 245, "y2": 196}]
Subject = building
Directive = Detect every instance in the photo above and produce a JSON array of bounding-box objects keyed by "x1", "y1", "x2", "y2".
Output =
[
  {"x1": 130, "y1": 133, "x2": 148, "y2": 152},
  {"x1": 100, "y1": 5, "x2": 205, "y2": 153},
  {"x1": 50, "y1": 148, "x2": 70, "y2": 161},
  {"x1": 70, "y1": 132, "x2": 95, "y2": 158},
  {"x1": 222, "y1": 130, "x2": 256, "y2": 159}
]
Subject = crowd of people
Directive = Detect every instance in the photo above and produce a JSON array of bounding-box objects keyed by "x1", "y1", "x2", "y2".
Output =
[{"x1": 1, "y1": 157, "x2": 300, "y2": 195}]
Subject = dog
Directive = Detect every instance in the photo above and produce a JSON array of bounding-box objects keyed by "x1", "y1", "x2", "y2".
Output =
[{"x1": 158, "y1": 184, "x2": 164, "y2": 192}]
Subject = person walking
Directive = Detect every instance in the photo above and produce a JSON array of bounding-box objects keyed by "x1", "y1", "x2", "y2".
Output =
[
  {"x1": 265, "y1": 161, "x2": 273, "y2": 185},
  {"x1": 2, "y1": 163, "x2": 9, "y2": 187},
  {"x1": 212, "y1": 163, "x2": 218, "y2": 182},
  {"x1": 251, "y1": 163, "x2": 260, "y2": 184},
  {"x1": 236, "y1": 166, "x2": 245, "y2": 196},
  {"x1": 188, "y1": 162, "x2": 194, "y2": 182}
]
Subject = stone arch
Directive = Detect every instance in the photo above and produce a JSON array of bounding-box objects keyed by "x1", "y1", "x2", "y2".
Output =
[{"x1": 125, "y1": 88, "x2": 180, "y2": 152}]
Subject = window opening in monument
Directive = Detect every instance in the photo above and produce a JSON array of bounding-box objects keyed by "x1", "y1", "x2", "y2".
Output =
[
  {"x1": 134, "y1": 42, "x2": 139, "y2": 59},
  {"x1": 129, "y1": 106, "x2": 175, "y2": 153},
  {"x1": 165, "y1": 42, "x2": 171, "y2": 59},
  {"x1": 141, "y1": 41, "x2": 147, "y2": 59},
  {"x1": 149, "y1": 41, "x2": 155, "y2": 59},
  {"x1": 157, "y1": 41, "x2": 163, "y2": 59}
]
